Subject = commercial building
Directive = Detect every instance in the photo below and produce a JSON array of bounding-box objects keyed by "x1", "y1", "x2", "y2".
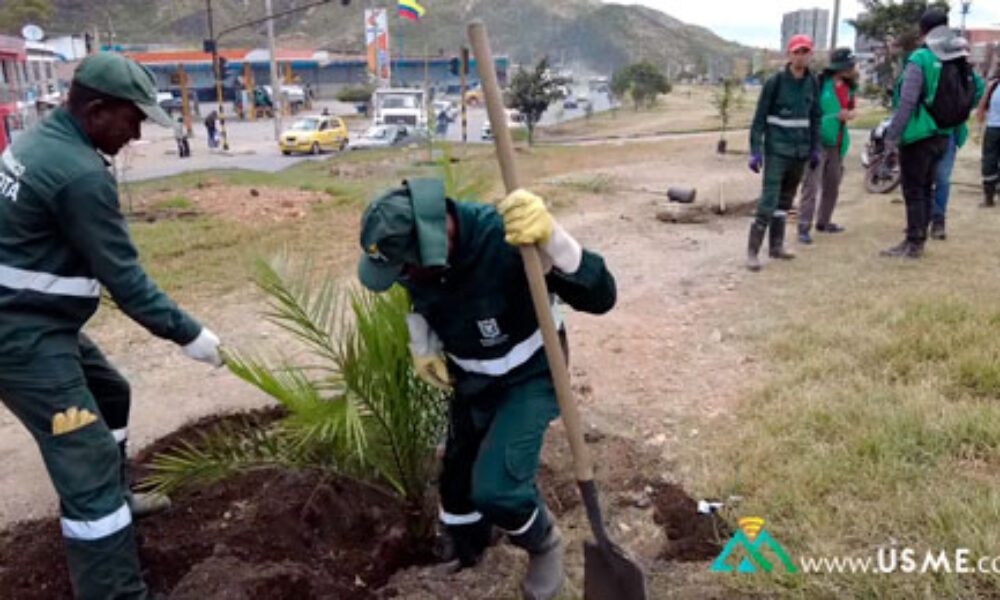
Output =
[
  {"x1": 0, "y1": 35, "x2": 26, "y2": 151},
  {"x1": 781, "y1": 8, "x2": 830, "y2": 52}
]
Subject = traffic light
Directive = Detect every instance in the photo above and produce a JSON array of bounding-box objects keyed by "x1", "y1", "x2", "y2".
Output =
[
  {"x1": 461, "y1": 47, "x2": 470, "y2": 75},
  {"x1": 218, "y1": 56, "x2": 229, "y2": 73},
  {"x1": 449, "y1": 57, "x2": 461, "y2": 76}
]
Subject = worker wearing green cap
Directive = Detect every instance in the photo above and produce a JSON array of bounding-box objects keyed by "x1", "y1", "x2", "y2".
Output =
[
  {"x1": 0, "y1": 52, "x2": 223, "y2": 599},
  {"x1": 358, "y1": 179, "x2": 616, "y2": 600}
]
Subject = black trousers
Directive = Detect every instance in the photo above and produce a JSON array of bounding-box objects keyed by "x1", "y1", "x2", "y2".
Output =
[{"x1": 900, "y1": 135, "x2": 949, "y2": 244}]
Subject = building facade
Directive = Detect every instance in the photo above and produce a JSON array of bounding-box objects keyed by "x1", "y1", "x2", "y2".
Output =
[
  {"x1": 781, "y1": 8, "x2": 830, "y2": 52},
  {"x1": 0, "y1": 35, "x2": 26, "y2": 151}
]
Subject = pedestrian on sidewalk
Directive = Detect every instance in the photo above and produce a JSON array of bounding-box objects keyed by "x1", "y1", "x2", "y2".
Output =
[
  {"x1": 174, "y1": 115, "x2": 191, "y2": 158},
  {"x1": 0, "y1": 52, "x2": 223, "y2": 600},
  {"x1": 357, "y1": 179, "x2": 616, "y2": 600},
  {"x1": 745, "y1": 34, "x2": 822, "y2": 271},
  {"x1": 881, "y1": 10, "x2": 979, "y2": 258},
  {"x1": 204, "y1": 109, "x2": 218, "y2": 149},
  {"x1": 977, "y1": 68, "x2": 1000, "y2": 208},
  {"x1": 797, "y1": 48, "x2": 857, "y2": 245}
]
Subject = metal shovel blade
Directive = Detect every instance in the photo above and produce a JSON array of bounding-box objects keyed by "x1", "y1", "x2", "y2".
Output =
[
  {"x1": 584, "y1": 540, "x2": 647, "y2": 600},
  {"x1": 579, "y1": 480, "x2": 646, "y2": 599}
]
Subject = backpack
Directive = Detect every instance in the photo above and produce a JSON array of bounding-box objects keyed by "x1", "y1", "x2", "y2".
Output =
[{"x1": 924, "y1": 57, "x2": 976, "y2": 129}]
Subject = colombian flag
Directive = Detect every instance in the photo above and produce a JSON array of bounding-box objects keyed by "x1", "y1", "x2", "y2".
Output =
[{"x1": 398, "y1": 0, "x2": 426, "y2": 21}]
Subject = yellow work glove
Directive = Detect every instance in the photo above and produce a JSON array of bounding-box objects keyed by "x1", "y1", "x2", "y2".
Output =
[
  {"x1": 498, "y1": 189, "x2": 553, "y2": 246},
  {"x1": 412, "y1": 352, "x2": 452, "y2": 390},
  {"x1": 406, "y1": 313, "x2": 452, "y2": 391}
]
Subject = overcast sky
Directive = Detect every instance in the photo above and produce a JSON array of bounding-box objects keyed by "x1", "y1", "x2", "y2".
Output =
[{"x1": 608, "y1": 1, "x2": 1000, "y2": 49}]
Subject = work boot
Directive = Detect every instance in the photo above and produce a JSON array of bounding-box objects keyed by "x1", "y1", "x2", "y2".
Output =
[
  {"x1": 983, "y1": 185, "x2": 997, "y2": 208},
  {"x1": 746, "y1": 222, "x2": 766, "y2": 272},
  {"x1": 522, "y1": 526, "x2": 564, "y2": 600},
  {"x1": 127, "y1": 491, "x2": 172, "y2": 519},
  {"x1": 930, "y1": 220, "x2": 946, "y2": 241},
  {"x1": 768, "y1": 217, "x2": 796, "y2": 260},
  {"x1": 119, "y1": 441, "x2": 171, "y2": 519},
  {"x1": 880, "y1": 240, "x2": 923, "y2": 259},
  {"x1": 817, "y1": 223, "x2": 846, "y2": 233},
  {"x1": 798, "y1": 225, "x2": 813, "y2": 245}
]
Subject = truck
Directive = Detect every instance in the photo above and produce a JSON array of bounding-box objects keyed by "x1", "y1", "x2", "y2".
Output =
[{"x1": 372, "y1": 88, "x2": 427, "y2": 130}]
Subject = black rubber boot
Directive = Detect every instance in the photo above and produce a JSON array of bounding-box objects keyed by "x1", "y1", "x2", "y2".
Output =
[
  {"x1": 746, "y1": 222, "x2": 766, "y2": 272},
  {"x1": 930, "y1": 220, "x2": 946, "y2": 241},
  {"x1": 768, "y1": 217, "x2": 796, "y2": 260},
  {"x1": 880, "y1": 240, "x2": 923, "y2": 259},
  {"x1": 983, "y1": 184, "x2": 997, "y2": 208}
]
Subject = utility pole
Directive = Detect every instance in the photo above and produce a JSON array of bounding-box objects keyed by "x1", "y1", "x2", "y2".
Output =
[
  {"x1": 460, "y1": 46, "x2": 468, "y2": 144},
  {"x1": 830, "y1": 0, "x2": 840, "y2": 50},
  {"x1": 207, "y1": 0, "x2": 230, "y2": 151},
  {"x1": 961, "y1": 1, "x2": 972, "y2": 35},
  {"x1": 266, "y1": 0, "x2": 282, "y2": 139}
]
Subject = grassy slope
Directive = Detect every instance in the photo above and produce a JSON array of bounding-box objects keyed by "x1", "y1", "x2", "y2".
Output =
[{"x1": 686, "y1": 134, "x2": 1000, "y2": 597}]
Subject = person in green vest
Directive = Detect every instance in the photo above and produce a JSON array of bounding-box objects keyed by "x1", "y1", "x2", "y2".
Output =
[
  {"x1": 746, "y1": 34, "x2": 822, "y2": 271},
  {"x1": 357, "y1": 180, "x2": 616, "y2": 600},
  {"x1": 0, "y1": 53, "x2": 223, "y2": 599},
  {"x1": 797, "y1": 48, "x2": 858, "y2": 245},
  {"x1": 882, "y1": 9, "x2": 976, "y2": 258}
]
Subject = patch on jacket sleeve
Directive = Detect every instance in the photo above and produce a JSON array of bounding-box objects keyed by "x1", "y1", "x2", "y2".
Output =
[{"x1": 52, "y1": 407, "x2": 99, "y2": 435}]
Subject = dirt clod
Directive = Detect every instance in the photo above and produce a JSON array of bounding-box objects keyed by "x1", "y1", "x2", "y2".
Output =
[{"x1": 651, "y1": 482, "x2": 729, "y2": 561}]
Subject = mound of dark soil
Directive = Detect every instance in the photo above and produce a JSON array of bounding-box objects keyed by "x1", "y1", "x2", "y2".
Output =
[
  {"x1": 0, "y1": 409, "x2": 433, "y2": 600},
  {"x1": 651, "y1": 482, "x2": 729, "y2": 561}
]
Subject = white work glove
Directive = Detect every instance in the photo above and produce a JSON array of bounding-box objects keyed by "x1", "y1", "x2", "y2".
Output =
[
  {"x1": 182, "y1": 328, "x2": 223, "y2": 367},
  {"x1": 499, "y1": 189, "x2": 582, "y2": 274},
  {"x1": 406, "y1": 313, "x2": 451, "y2": 390}
]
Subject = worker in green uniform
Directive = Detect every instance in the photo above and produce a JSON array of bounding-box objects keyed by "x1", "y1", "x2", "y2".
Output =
[
  {"x1": 0, "y1": 52, "x2": 223, "y2": 599},
  {"x1": 357, "y1": 179, "x2": 616, "y2": 600},
  {"x1": 747, "y1": 33, "x2": 822, "y2": 271}
]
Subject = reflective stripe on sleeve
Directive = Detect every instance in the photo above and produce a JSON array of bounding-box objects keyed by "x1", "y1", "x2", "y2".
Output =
[
  {"x1": 0, "y1": 264, "x2": 101, "y2": 298},
  {"x1": 767, "y1": 116, "x2": 810, "y2": 128},
  {"x1": 502, "y1": 508, "x2": 539, "y2": 537}
]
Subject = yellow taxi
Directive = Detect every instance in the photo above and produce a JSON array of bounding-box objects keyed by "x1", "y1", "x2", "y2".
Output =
[{"x1": 279, "y1": 115, "x2": 349, "y2": 155}]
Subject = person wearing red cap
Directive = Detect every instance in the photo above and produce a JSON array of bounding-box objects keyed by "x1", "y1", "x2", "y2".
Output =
[{"x1": 746, "y1": 33, "x2": 822, "y2": 271}]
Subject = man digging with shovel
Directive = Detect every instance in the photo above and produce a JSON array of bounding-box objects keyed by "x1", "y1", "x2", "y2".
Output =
[
  {"x1": 0, "y1": 52, "x2": 223, "y2": 599},
  {"x1": 357, "y1": 178, "x2": 616, "y2": 599}
]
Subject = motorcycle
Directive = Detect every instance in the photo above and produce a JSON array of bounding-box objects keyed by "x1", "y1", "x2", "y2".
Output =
[{"x1": 861, "y1": 117, "x2": 901, "y2": 194}]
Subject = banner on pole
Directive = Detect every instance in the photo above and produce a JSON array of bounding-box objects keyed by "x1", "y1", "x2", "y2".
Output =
[{"x1": 365, "y1": 9, "x2": 391, "y2": 83}]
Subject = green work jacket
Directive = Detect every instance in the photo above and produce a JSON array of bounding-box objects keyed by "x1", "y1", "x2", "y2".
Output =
[
  {"x1": 750, "y1": 66, "x2": 822, "y2": 160},
  {"x1": 0, "y1": 107, "x2": 201, "y2": 361},
  {"x1": 403, "y1": 200, "x2": 616, "y2": 396}
]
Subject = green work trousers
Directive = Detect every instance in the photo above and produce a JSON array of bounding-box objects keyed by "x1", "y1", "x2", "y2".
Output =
[
  {"x1": 438, "y1": 373, "x2": 560, "y2": 561},
  {"x1": 0, "y1": 334, "x2": 146, "y2": 600},
  {"x1": 755, "y1": 154, "x2": 808, "y2": 229}
]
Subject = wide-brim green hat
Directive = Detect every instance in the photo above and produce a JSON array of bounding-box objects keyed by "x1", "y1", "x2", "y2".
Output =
[
  {"x1": 827, "y1": 48, "x2": 857, "y2": 73},
  {"x1": 357, "y1": 179, "x2": 449, "y2": 292},
  {"x1": 73, "y1": 52, "x2": 176, "y2": 129}
]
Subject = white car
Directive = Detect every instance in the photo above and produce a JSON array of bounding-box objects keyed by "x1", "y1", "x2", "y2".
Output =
[
  {"x1": 481, "y1": 109, "x2": 527, "y2": 140},
  {"x1": 263, "y1": 84, "x2": 306, "y2": 108}
]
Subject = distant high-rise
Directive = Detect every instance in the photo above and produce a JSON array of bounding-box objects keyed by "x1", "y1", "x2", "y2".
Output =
[
  {"x1": 853, "y1": 11, "x2": 879, "y2": 54},
  {"x1": 781, "y1": 8, "x2": 830, "y2": 51}
]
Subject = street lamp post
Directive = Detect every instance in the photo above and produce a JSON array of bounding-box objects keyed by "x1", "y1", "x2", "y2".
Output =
[{"x1": 961, "y1": 1, "x2": 972, "y2": 35}]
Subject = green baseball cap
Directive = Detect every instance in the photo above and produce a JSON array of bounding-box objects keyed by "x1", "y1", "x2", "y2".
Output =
[
  {"x1": 73, "y1": 52, "x2": 175, "y2": 129},
  {"x1": 358, "y1": 179, "x2": 449, "y2": 292}
]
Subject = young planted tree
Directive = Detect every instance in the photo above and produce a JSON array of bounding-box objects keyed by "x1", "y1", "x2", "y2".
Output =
[
  {"x1": 610, "y1": 61, "x2": 672, "y2": 111},
  {"x1": 505, "y1": 57, "x2": 567, "y2": 146},
  {"x1": 713, "y1": 77, "x2": 743, "y2": 154}
]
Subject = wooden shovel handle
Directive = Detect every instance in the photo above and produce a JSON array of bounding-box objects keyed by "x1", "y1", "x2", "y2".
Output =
[{"x1": 467, "y1": 21, "x2": 594, "y2": 484}]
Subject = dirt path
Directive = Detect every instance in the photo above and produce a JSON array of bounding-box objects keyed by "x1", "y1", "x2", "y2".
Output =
[{"x1": 0, "y1": 145, "x2": 764, "y2": 598}]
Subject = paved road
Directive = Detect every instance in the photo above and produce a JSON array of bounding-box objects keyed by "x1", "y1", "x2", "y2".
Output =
[{"x1": 121, "y1": 85, "x2": 615, "y2": 182}]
